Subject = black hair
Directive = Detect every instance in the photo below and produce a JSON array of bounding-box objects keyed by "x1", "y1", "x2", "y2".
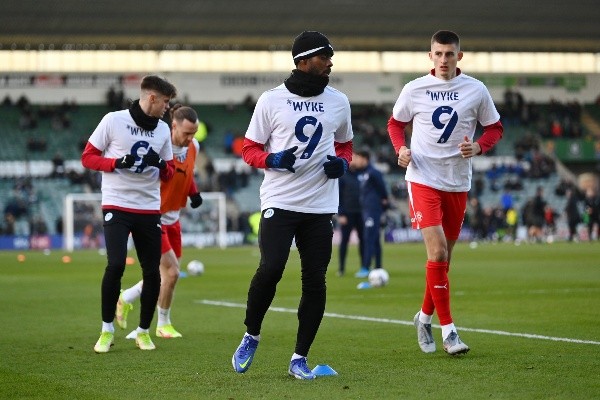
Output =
[
  {"x1": 431, "y1": 30, "x2": 460, "y2": 47},
  {"x1": 140, "y1": 75, "x2": 177, "y2": 98}
]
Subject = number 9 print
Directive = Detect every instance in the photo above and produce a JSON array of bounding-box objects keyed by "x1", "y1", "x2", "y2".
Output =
[{"x1": 432, "y1": 106, "x2": 458, "y2": 144}]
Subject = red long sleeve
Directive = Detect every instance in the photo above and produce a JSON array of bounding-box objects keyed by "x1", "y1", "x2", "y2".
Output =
[
  {"x1": 334, "y1": 140, "x2": 353, "y2": 164},
  {"x1": 81, "y1": 141, "x2": 117, "y2": 172},
  {"x1": 241, "y1": 138, "x2": 270, "y2": 169},
  {"x1": 387, "y1": 117, "x2": 409, "y2": 155},
  {"x1": 159, "y1": 160, "x2": 175, "y2": 182},
  {"x1": 477, "y1": 121, "x2": 503, "y2": 154},
  {"x1": 188, "y1": 175, "x2": 199, "y2": 196}
]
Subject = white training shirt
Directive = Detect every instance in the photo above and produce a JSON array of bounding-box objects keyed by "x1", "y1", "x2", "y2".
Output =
[
  {"x1": 392, "y1": 72, "x2": 500, "y2": 192},
  {"x1": 88, "y1": 109, "x2": 173, "y2": 211},
  {"x1": 246, "y1": 84, "x2": 353, "y2": 213}
]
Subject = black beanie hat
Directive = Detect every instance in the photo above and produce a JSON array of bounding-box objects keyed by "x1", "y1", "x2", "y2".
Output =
[{"x1": 292, "y1": 31, "x2": 334, "y2": 63}]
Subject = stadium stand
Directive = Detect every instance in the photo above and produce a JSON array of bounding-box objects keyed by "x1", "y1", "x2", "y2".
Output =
[{"x1": 1, "y1": 98, "x2": 599, "y2": 241}]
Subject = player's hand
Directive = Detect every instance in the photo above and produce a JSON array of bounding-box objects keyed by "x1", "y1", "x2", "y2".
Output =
[
  {"x1": 265, "y1": 146, "x2": 298, "y2": 173},
  {"x1": 115, "y1": 154, "x2": 135, "y2": 169},
  {"x1": 143, "y1": 148, "x2": 166, "y2": 169},
  {"x1": 323, "y1": 155, "x2": 348, "y2": 179},
  {"x1": 397, "y1": 147, "x2": 411, "y2": 168},
  {"x1": 189, "y1": 193, "x2": 203, "y2": 208},
  {"x1": 458, "y1": 136, "x2": 481, "y2": 158}
]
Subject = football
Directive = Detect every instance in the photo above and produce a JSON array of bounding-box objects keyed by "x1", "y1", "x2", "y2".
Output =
[
  {"x1": 368, "y1": 268, "x2": 389, "y2": 287},
  {"x1": 186, "y1": 260, "x2": 205, "y2": 276}
]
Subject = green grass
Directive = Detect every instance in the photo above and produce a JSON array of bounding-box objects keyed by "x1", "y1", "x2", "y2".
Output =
[{"x1": 1, "y1": 242, "x2": 599, "y2": 399}]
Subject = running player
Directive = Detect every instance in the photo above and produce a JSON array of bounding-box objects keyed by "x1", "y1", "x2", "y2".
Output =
[
  {"x1": 231, "y1": 31, "x2": 353, "y2": 379},
  {"x1": 117, "y1": 104, "x2": 203, "y2": 340},
  {"x1": 387, "y1": 30, "x2": 503, "y2": 355},
  {"x1": 83, "y1": 75, "x2": 176, "y2": 353}
]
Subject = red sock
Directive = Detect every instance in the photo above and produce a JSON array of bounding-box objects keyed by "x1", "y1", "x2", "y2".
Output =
[
  {"x1": 426, "y1": 260, "x2": 452, "y2": 325},
  {"x1": 421, "y1": 274, "x2": 435, "y2": 316}
]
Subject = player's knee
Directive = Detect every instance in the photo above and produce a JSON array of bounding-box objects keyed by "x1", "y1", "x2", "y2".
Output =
[
  {"x1": 105, "y1": 262, "x2": 126, "y2": 277},
  {"x1": 301, "y1": 271, "x2": 326, "y2": 292},
  {"x1": 428, "y1": 245, "x2": 448, "y2": 262},
  {"x1": 256, "y1": 263, "x2": 285, "y2": 284}
]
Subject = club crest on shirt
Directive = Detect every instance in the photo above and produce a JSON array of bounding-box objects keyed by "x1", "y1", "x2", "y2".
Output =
[{"x1": 263, "y1": 209, "x2": 274, "y2": 219}]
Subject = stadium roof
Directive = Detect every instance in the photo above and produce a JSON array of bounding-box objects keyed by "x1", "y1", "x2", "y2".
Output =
[{"x1": 2, "y1": 0, "x2": 599, "y2": 53}]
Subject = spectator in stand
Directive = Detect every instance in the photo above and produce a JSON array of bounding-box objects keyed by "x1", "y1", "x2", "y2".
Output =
[
  {"x1": 467, "y1": 197, "x2": 485, "y2": 240},
  {"x1": 527, "y1": 186, "x2": 547, "y2": 242},
  {"x1": 50, "y1": 152, "x2": 66, "y2": 178},
  {"x1": 544, "y1": 205, "x2": 558, "y2": 238},
  {"x1": 564, "y1": 188, "x2": 582, "y2": 242},
  {"x1": 500, "y1": 188, "x2": 514, "y2": 213},
  {"x1": 505, "y1": 207, "x2": 518, "y2": 241},
  {"x1": 583, "y1": 188, "x2": 600, "y2": 241},
  {"x1": 4, "y1": 190, "x2": 30, "y2": 236},
  {"x1": 485, "y1": 163, "x2": 502, "y2": 192}
]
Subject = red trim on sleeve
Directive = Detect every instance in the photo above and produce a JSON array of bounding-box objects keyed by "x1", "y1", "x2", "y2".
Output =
[
  {"x1": 81, "y1": 141, "x2": 117, "y2": 172},
  {"x1": 334, "y1": 140, "x2": 353, "y2": 164},
  {"x1": 387, "y1": 117, "x2": 409, "y2": 155},
  {"x1": 242, "y1": 138, "x2": 270, "y2": 169},
  {"x1": 159, "y1": 160, "x2": 175, "y2": 182},
  {"x1": 188, "y1": 177, "x2": 199, "y2": 196},
  {"x1": 476, "y1": 121, "x2": 503, "y2": 154}
]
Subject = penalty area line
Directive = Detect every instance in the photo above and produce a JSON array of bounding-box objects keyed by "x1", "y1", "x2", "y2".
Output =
[{"x1": 196, "y1": 299, "x2": 600, "y2": 346}]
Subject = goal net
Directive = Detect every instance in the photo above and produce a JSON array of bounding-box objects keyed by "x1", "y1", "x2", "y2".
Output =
[{"x1": 63, "y1": 192, "x2": 228, "y2": 251}]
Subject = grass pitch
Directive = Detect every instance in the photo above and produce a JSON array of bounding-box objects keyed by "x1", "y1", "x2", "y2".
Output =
[{"x1": 1, "y1": 241, "x2": 599, "y2": 399}]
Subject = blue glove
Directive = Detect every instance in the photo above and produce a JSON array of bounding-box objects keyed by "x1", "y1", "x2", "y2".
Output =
[
  {"x1": 143, "y1": 148, "x2": 166, "y2": 169},
  {"x1": 323, "y1": 155, "x2": 348, "y2": 179},
  {"x1": 265, "y1": 146, "x2": 298, "y2": 173}
]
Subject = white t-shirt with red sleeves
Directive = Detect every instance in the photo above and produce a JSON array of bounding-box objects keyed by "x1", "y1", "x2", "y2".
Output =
[
  {"x1": 392, "y1": 72, "x2": 500, "y2": 192},
  {"x1": 88, "y1": 109, "x2": 173, "y2": 211},
  {"x1": 246, "y1": 84, "x2": 353, "y2": 213}
]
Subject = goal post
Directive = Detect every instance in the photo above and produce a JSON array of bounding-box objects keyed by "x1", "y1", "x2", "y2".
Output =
[
  {"x1": 63, "y1": 192, "x2": 228, "y2": 251},
  {"x1": 63, "y1": 193, "x2": 103, "y2": 252}
]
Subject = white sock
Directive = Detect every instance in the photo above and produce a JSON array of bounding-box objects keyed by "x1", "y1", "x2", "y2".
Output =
[
  {"x1": 291, "y1": 353, "x2": 305, "y2": 361},
  {"x1": 419, "y1": 310, "x2": 433, "y2": 324},
  {"x1": 245, "y1": 332, "x2": 260, "y2": 341},
  {"x1": 157, "y1": 306, "x2": 171, "y2": 327},
  {"x1": 136, "y1": 327, "x2": 149, "y2": 334},
  {"x1": 122, "y1": 281, "x2": 143, "y2": 304},
  {"x1": 441, "y1": 323, "x2": 456, "y2": 340},
  {"x1": 102, "y1": 322, "x2": 114, "y2": 333}
]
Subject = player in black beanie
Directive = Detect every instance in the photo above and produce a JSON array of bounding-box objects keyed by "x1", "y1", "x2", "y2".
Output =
[
  {"x1": 231, "y1": 30, "x2": 353, "y2": 380},
  {"x1": 292, "y1": 31, "x2": 334, "y2": 64}
]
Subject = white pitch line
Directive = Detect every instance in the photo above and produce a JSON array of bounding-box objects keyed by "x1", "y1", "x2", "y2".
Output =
[{"x1": 196, "y1": 299, "x2": 600, "y2": 346}]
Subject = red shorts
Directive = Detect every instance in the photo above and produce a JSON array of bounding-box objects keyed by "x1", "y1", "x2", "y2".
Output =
[
  {"x1": 161, "y1": 220, "x2": 182, "y2": 258},
  {"x1": 407, "y1": 181, "x2": 468, "y2": 241}
]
